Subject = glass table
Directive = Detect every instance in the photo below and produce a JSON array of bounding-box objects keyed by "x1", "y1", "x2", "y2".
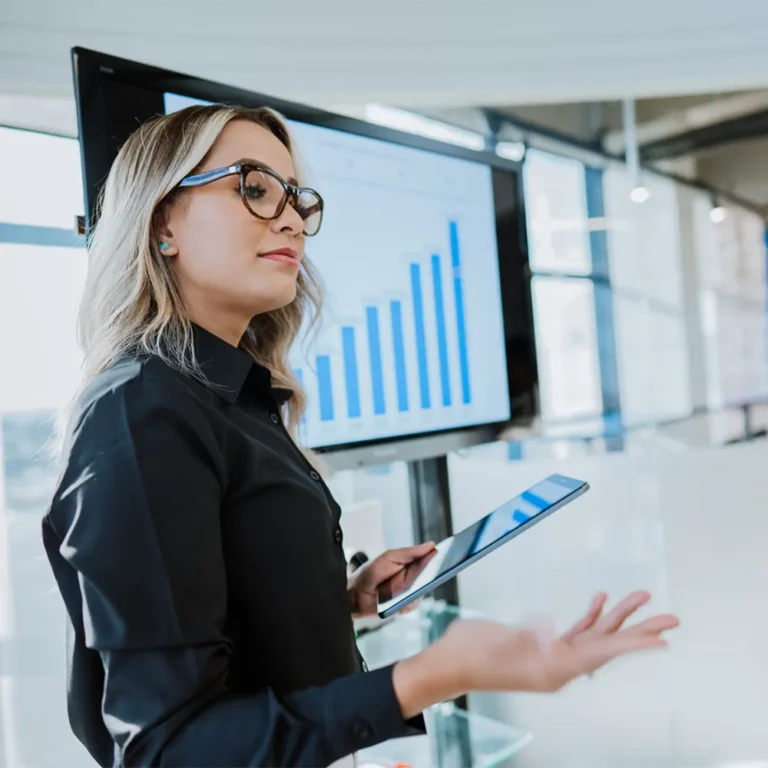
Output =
[{"x1": 356, "y1": 600, "x2": 532, "y2": 768}]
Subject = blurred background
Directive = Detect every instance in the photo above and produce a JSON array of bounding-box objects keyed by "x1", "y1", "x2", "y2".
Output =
[{"x1": 2, "y1": 2, "x2": 768, "y2": 767}]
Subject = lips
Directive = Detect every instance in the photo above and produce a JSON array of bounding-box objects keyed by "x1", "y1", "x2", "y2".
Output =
[{"x1": 258, "y1": 248, "x2": 300, "y2": 265}]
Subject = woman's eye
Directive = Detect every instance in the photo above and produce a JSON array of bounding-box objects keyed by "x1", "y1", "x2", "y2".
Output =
[{"x1": 243, "y1": 184, "x2": 267, "y2": 200}]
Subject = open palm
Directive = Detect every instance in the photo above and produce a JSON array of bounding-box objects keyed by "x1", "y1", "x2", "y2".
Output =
[{"x1": 438, "y1": 591, "x2": 679, "y2": 694}]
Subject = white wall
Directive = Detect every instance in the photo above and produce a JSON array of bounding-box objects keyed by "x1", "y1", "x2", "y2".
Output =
[{"x1": 448, "y1": 439, "x2": 768, "y2": 767}]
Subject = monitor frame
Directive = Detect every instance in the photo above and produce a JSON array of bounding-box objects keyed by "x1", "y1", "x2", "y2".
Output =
[{"x1": 71, "y1": 47, "x2": 538, "y2": 466}]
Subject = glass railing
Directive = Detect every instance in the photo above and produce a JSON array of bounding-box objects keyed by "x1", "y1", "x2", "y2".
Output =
[
  {"x1": 357, "y1": 600, "x2": 532, "y2": 768},
  {"x1": 358, "y1": 702, "x2": 532, "y2": 768}
]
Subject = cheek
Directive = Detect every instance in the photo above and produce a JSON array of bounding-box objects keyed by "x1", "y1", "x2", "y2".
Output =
[{"x1": 175, "y1": 197, "x2": 268, "y2": 277}]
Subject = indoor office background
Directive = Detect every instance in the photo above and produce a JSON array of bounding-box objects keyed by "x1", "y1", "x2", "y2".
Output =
[{"x1": 3, "y1": 5, "x2": 768, "y2": 768}]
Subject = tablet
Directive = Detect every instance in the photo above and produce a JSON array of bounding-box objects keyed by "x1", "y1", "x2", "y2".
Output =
[{"x1": 377, "y1": 473, "x2": 589, "y2": 618}]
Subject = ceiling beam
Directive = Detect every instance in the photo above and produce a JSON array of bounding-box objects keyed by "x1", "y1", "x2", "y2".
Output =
[
  {"x1": 640, "y1": 107, "x2": 768, "y2": 162},
  {"x1": 602, "y1": 91, "x2": 768, "y2": 154}
]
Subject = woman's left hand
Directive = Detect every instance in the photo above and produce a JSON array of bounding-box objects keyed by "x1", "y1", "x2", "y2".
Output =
[{"x1": 347, "y1": 542, "x2": 437, "y2": 618}]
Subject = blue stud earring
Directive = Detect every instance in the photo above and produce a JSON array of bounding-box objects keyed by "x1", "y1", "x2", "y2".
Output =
[{"x1": 159, "y1": 242, "x2": 170, "y2": 252}]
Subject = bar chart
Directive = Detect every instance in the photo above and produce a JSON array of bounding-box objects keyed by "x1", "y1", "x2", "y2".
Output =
[
  {"x1": 289, "y1": 120, "x2": 510, "y2": 447},
  {"x1": 294, "y1": 219, "x2": 473, "y2": 430}
]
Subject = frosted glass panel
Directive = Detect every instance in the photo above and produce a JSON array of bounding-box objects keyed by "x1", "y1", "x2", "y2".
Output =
[
  {"x1": 523, "y1": 149, "x2": 592, "y2": 275},
  {"x1": 603, "y1": 165, "x2": 684, "y2": 308},
  {"x1": 531, "y1": 276, "x2": 602, "y2": 422},
  {"x1": 612, "y1": 295, "x2": 692, "y2": 425},
  {"x1": 693, "y1": 195, "x2": 768, "y2": 405}
]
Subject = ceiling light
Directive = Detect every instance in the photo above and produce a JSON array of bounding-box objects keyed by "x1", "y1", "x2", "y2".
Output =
[
  {"x1": 630, "y1": 186, "x2": 650, "y2": 204},
  {"x1": 364, "y1": 104, "x2": 486, "y2": 151},
  {"x1": 710, "y1": 205, "x2": 728, "y2": 223}
]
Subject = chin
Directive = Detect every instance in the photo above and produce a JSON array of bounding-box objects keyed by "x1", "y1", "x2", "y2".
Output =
[{"x1": 248, "y1": 284, "x2": 298, "y2": 315}]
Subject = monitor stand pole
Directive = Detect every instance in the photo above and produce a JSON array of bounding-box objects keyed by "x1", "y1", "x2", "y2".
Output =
[{"x1": 408, "y1": 454, "x2": 473, "y2": 768}]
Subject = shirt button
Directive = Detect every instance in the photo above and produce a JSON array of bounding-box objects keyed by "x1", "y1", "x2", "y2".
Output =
[
  {"x1": 270, "y1": 413, "x2": 279, "y2": 424},
  {"x1": 353, "y1": 719, "x2": 373, "y2": 741},
  {"x1": 309, "y1": 470, "x2": 321, "y2": 481},
  {"x1": 334, "y1": 529, "x2": 343, "y2": 544}
]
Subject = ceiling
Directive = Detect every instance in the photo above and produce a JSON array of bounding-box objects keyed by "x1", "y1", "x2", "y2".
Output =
[
  {"x1": 3, "y1": 0, "x2": 768, "y2": 136},
  {"x1": 508, "y1": 91, "x2": 768, "y2": 213},
  {"x1": 423, "y1": 90, "x2": 768, "y2": 213}
]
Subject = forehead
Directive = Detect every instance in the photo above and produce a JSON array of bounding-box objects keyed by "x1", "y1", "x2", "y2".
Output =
[{"x1": 204, "y1": 119, "x2": 295, "y2": 179}]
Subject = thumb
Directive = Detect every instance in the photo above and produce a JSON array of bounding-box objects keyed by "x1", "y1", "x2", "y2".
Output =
[{"x1": 379, "y1": 541, "x2": 436, "y2": 565}]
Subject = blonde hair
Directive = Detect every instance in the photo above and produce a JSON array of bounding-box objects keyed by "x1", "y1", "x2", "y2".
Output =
[{"x1": 67, "y1": 104, "x2": 321, "y2": 443}]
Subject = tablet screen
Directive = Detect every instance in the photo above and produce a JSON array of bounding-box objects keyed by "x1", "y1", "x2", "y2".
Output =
[{"x1": 377, "y1": 474, "x2": 587, "y2": 616}]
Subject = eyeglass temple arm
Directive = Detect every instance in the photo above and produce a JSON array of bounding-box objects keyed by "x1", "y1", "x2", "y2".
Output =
[
  {"x1": 178, "y1": 165, "x2": 240, "y2": 188},
  {"x1": 300, "y1": 200, "x2": 323, "y2": 218}
]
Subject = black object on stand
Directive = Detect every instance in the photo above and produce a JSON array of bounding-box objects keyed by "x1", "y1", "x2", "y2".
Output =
[{"x1": 408, "y1": 454, "x2": 473, "y2": 768}]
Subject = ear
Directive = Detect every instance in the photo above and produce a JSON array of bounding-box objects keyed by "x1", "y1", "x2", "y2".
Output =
[{"x1": 153, "y1": 205, "x2": 179, "y2": 256}]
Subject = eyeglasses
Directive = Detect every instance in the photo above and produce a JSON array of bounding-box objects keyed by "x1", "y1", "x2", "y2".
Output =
[{"x1": 178, "y1": 162, "x2": 324, "y2": 236}]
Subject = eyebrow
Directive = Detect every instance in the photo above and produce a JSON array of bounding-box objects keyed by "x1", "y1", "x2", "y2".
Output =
[{"x1": 238, "y1": 158, "x2": 299, "y2": 187}]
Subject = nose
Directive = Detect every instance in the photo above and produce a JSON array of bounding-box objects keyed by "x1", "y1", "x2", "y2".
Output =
[{"x1": 271, "y1": 196, "x2": 304, "y2": 236}]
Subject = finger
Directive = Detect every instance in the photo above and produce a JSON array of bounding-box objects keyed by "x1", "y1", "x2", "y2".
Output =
[
  {"x1": 361, "y1": 543, "x2": 437, "y2": 586},
  {"x1": 619, "y1": 613, "x2": 680, "y2": 639},
  {"x1": 384, "y1": 542, "x2": 437, "y2": 564},
  {"x1": 561, "y1": 593, "x2": 607, "y2": 643},
  {"x1": 606, "y1": 633, "x2": 670, "y2": 657},
  {"x1": 594, "y1": 591, "x2": 651, "y2": 634},
  {"x1": 581, "y1": 633, "x2": 669, "y2": 672}
]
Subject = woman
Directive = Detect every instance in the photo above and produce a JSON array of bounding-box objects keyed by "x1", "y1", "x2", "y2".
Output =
[{"x1": 43, "y1": 104, "x2": 679, "y2": 768}]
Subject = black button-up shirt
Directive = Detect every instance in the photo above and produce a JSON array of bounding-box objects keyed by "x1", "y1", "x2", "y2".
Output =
[{"x1": 42, "y1": 325, "x2": 423, "y2": 767}]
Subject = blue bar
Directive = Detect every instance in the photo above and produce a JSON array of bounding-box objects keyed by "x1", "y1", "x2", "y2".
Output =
[
  {"x1": 316, "y1": 355, "x2": 334, "y2": 421},
  {"x1": 513, "y1": 510, "x2": 531, "y2": 525},
  {"x1": 293, "y1": 368, "x2": 306, "y2": 424},
  {"x1": 341, "y1": 327, "x2": 362, "y2": 418},
  {"x1": 521, "y1": 490, "x2": 549, "y2": 510},
  {"x1": 431, "y1": 254, "x2": 452, "y2": 406},
  {"x1": 507, "y1": 441, "x2": 523, "y2": 460},
  {"x1": 410, "y1": 263, "x2": 431, "y2": 409},
  {"x1": 449, "y1": 221, "x2": 471, "y2": 404},
  {"x1": 366, "y1": 307, "x2": 386, "y2": 415},
  {"x1": 390, "y1": 301, "x2": 410, "y2": 412}
]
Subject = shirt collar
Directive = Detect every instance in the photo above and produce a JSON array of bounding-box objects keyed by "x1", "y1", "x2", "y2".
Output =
[{"x1": 192, "y1": 324, "x2": 273, "y2": 404}]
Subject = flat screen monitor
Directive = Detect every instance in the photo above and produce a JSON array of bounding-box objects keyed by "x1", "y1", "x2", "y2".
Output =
[{"x1": 72, "y1": 48, "x2": 537, "y2": 456}]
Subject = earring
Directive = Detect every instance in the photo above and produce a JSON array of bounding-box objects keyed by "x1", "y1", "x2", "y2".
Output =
[{"x1": 159, "y1": 242, "x2": 170, "y2": 252}]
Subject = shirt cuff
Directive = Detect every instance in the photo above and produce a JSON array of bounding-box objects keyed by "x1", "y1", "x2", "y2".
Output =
[{"x1": 323, "y1": 664, "x2": 426, "y2": 756}]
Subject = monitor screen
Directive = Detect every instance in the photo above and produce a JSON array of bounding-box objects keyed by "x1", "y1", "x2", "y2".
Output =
[{"x1": 73, "y1": 49, "x2": 537, "y2": 453}]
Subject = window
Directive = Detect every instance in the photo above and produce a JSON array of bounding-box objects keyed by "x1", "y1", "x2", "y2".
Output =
[
  {"x1": 523, "y1": 149, "x2": 612, "y2": 426},
  {"x1": 0, "y1": 245, "x2": 87, "y2": 414},
  {"x1": 531, "y1": 276, "x2": 602, "y2": 422},
  {"x1": 602, "y1": 166, "x2": 692, "y2": 425},
  {"x1": 693, "y1": 195, "x2": 768, "y2": 406},
  {"x1": 0, "y1": 127, "x2": 84, "y2": 231},
  {"x1": 0, "y1": 127, "x2": 88, "y2": 768},
  {"x1": 523, "y1": 149, "x2": 592, "y2": 276}
]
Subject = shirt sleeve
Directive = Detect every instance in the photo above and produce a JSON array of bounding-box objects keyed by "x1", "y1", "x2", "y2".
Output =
[{"x1": 50, "y1": 370, "x2": 424, "y2": 767}]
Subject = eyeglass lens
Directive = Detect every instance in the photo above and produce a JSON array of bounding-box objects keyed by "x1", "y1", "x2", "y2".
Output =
[{"x1": 243, "y1": 168, "x2": 322, "y2": 235}]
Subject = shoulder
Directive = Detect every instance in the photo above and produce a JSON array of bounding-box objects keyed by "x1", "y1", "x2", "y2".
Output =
[{"x1": 71, "y1": 355, "x2": 214, "y2": 448}]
